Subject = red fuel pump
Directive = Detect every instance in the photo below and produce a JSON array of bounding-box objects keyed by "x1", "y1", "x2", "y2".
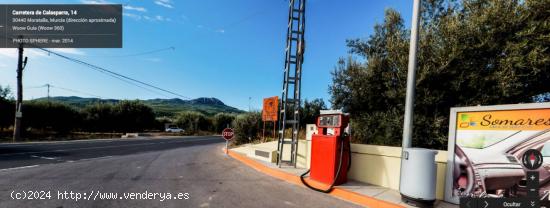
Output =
[{"x1": 301, "y1": 110, "x2": 351, "y2": 193}]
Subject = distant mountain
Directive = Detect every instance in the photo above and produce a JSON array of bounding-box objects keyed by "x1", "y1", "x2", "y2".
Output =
[{"x1": 32, "y1": 96, "x2": 245, "y2": 116}]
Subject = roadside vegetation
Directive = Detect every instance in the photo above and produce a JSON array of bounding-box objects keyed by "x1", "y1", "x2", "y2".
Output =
[
  {"x1": 231, "y1": 99, "x2": 327, "y2": 145},
  {"x1": 329, "y1": 0, "x2": 549, "y2": 149},
  {"x1": 1, "y1": 85, "x2": 327, "y2": 144},
  {"x1": 0, "y1": 89, "x2": 163, "y2": 141},
  {"x1": 5, "y1": 1, "x2": 545, "y2": 149}
]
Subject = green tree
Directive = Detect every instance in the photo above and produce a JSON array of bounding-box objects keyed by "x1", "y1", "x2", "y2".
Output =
[
  {"x1": 330, "y1": 0, "x2": 549, "y2": 149},
  {"x1": 175, "y1": 111, "x2": 210, "y2": 134},
  {"x1": 81, "y1": 103, "x2": 116, "y2": 132},
  {"x1": 23, "y1": 101, "x2": 81, "y2": 133},
  {"x1": 112, "y1": 100, "x2": 156, "y2": 132},
  {"x1": 0, "y1": 85, "x2": 13, "y2": 101},
  {"x1": 232, "y1": 112, "x2": 262, "y2": 145},
  {"x1": 81, "y1": 101, "x2": 156, "y2": 132},
  {"x1": 0, "y1": 86, "x2": 14, "y2": 131},
  {"x1": 212, "y1": 113, "x2": 236, "y2": 133},
  {"x1": 301, "y1": 99, "x2": 327, "y2": 125},
  {"x1": 82, "y1": 102, "x2": 116, "y2": 132}
]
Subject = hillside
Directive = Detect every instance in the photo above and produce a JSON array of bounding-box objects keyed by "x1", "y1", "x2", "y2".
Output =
[{"x1": 32, "y1": 96, "x2": 245, "y2": 116}]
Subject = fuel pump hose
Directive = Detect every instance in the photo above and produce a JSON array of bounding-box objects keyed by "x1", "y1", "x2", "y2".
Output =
[{"x1": 300, "y1": 135, "x2": 351, "y2": 193}]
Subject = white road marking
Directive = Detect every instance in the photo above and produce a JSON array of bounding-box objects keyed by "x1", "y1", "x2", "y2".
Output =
[
  {"x1": 0, "y1": 137, "x2": 220, "y2": 172},
  {"x1": 0, "y1": 156, "x2": 117, "y2": 172},
  {"x1": 76, "y1": 156, "x2": 113, "y2": 162},
  {"x1": 0, "y1": 165, "x2": 39, "y2": 172},
  {"x1": 0, "y1": 137, "x2": 219, "y2": 157},
  {"x1": 0, "y1": 136, "x2": 210, "y2": 146},
  {"x1": 30, "y1": 155, "x2": 57, "y2": 160}
]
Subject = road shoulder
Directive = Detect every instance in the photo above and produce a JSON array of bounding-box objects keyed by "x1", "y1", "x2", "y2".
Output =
[{"x1": 225, "y1": 148, "x2": 405, "y2": 208}]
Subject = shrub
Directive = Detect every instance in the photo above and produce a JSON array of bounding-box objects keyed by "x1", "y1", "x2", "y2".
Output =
[
  {"x1": 232, "y1": 112, "x2": 262, "y2": 145},
  {"x1": 81, "y1": 100, "x2": 157, "y2": 132},
  {"x1": 0, "y1": 100, "x2": 14, "y2": 131},
  {"x1": 112, "y1": 100, "x2": 156, "y2": 132},
  {"x1": 22, "y1": 101, "x2": 81, "y2": 133},
  {"x1": 82, "y1": 102, "x2": 115, "y2": 132},
  {"x1": 175, "y1": 111, "x2": 210, "y2": 134},
  {"x1": 212, "y1": 113, "x2": 236, "y2": 133}
]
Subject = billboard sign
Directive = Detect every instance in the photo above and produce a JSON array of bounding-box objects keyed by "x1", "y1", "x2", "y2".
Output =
[
  {"x1": 445, "y1": 103, "x2": 550, "y2": 204},
  {"x1": 262, "y1": 96, "x2": 278, "y2": 122}
]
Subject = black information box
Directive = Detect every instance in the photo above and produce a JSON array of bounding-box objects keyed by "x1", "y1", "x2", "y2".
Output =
[{"x1": 0, "y1": 4, "x2": 122, "y2": 48}]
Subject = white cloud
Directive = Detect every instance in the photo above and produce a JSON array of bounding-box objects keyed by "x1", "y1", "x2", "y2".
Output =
[
  {"x1": 0, "y1": 48, "x2": 47, "y2": 59},
  {"x1": 181, "y1": 15, "x2": 189, "y2": 21},
  {"x1": 154, "y1": 0, "x2": 174, "y2": 9},
  {"x1": 124, "y1": 5, "x2": 147, "y2": 12},
  {"x1": 81, "y1": 0, "x2": 113, "y2": 4},
  {"x1": 139, "y1": 15, "x2": 171, "y2": 22},
  {"x1": 154, "y1": 15, "x2": 171, "y2": 21},
  {"x1": 0, "y1": 49, "x2": 18, "y2": 59},
  {"x1": 124, "y1": 13, "x2": 142, "y2": 20},
  {"x1": 26, "y1": 49, "x2": 50, "y2": 58},
  {"x1": 50, "y1": 48, "x2": 86, "y2": 56},
  {"x1": 215, "y1": 29, "x2": 225, "y2": 34},
  {"x1": 0, "y1": 48, "x2": 84, "y2": 59}
]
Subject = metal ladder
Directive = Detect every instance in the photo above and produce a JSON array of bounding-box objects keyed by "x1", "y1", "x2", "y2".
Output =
[{"x1": 277, "y1": 0, "x2": 306, "y2": 168}]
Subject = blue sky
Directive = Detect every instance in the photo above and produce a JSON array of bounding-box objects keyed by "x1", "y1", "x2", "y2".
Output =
[{"x1": 0, "y1": 0, "x2": 414, "y2": 111}]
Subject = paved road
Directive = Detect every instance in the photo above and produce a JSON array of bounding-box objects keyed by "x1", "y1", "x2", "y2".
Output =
[{"x1": 0, "y1": 136, "x2": 360, "y2": 208}]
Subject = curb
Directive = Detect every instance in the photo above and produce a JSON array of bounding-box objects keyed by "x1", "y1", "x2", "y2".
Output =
[{"x1": 224, "y1": 148, "x2": 405, "y2": 208}]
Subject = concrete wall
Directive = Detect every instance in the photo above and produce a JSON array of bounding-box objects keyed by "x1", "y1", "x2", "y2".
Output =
[
  {"x1": 237, "y1": 134, "x2": 449, "y2": 200},
  {"x1": 347, "y1": 144, "x2": 448, "y2": 200},
  {"x1": 290, "y1": 138, "x2": 448, "y2": 199}
]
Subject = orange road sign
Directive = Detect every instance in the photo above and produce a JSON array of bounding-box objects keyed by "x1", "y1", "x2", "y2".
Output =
[{"x1": 262, "y1": 96, "x2": 279, "y2": 121}]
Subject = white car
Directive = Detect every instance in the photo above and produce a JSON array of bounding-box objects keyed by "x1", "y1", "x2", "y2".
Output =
[{"x1": 165, "y1": 126, "x2": 184, "y2": 133}]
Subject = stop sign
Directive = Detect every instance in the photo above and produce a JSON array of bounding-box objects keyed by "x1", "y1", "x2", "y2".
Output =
[{"x1": 222, "y1": 128, "x2": 234, "y2": 141}]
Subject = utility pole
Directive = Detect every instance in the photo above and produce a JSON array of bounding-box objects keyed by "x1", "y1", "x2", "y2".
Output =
[
  {"x1": 277, "y1": 0, "x2": 306, "y2": 168},
  {"x1": 399, "y1": 0, "x2": 421, "y2": 195},
  {"x1": 46, "y1": 84, "x2": 51, "y2": 102},
  {"x1": 401, "y1": 0, "x2": 421, "y2": 149},
  {"x1": 13, "y1": 42, "x2": 28, "y2": 142}
]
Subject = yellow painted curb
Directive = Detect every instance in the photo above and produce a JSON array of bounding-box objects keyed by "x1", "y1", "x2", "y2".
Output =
[{"x1": 224, "y1": 148, "x2": 405, "y2": 208}]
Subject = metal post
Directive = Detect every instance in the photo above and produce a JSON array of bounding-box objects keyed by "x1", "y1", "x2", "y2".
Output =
[
  {"x1": 226, "y1": 124, "x2": 229, "y2": 155},
  {"x1": 46, "y1": 84, "x2": 50, "y2": 102},
  {"x1": 399, "y1": 0, "x2": 421, "y2": 196},
  {"x1": 262, "y1": 121, "x2": 266, "y2": 140},
  {"x1": 13, "y1": 43, "x2": 25, "y2": 142},
  {"x1": 401, "y1": 0, "x2": 421, "y2": 149}
]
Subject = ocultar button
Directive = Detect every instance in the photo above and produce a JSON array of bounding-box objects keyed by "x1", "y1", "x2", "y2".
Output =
[{"x1": 502, "y1": 201, "x2": 521, "y2": 207}]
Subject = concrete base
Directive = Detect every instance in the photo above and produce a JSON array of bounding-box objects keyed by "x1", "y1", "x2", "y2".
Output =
[
  {"x1": 251, "y1": 146, "x2": 277, "y2": 163},
  {"x1": 401, "y1": 194, "x2": 435, "y2": 208}
]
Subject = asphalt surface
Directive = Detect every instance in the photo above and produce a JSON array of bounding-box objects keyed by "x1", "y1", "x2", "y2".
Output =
[{"x1": 0, "y1": 136, "x2": 360, "y2": 208}]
